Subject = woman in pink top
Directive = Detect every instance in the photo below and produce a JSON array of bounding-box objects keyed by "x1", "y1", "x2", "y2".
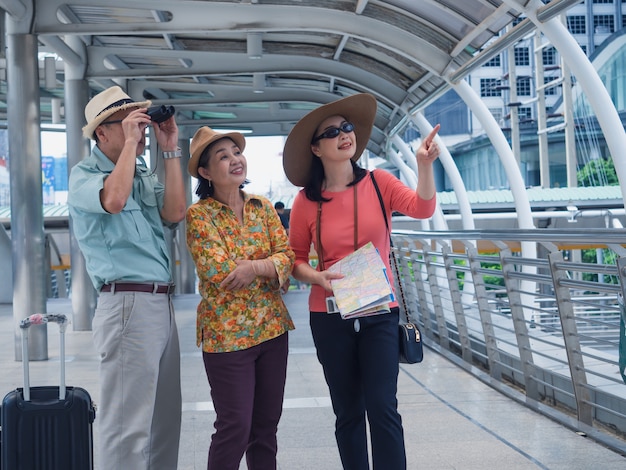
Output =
[{"x1": 282, "y1": 93, "x2": 440, "y2": 470}]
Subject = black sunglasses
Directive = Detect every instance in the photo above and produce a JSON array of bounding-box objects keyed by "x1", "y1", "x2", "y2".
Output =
[{"x1": 312, "y1": 122, "x2": 355, "y2": 143}]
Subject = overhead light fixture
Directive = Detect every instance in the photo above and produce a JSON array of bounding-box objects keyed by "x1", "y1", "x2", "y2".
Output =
[
  {"x1": 247, "y1": 33, "x2": 262, "y2": 59},
  {"x1": 213, "y1": 128, "x2": 253, "y2": 134},
  {"x1": 253, "y1": 73, "x2": 265, "y2": 93},
  {"x1": 44, "y1": 56, "x2": 56, "y2": 89}
]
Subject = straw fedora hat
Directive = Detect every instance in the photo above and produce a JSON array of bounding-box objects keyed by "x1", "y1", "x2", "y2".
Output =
[
  {"x1": 82, "y1": 86, "x2": 151, "y2": 139},
  {"x1": 282, "y1": 93, "x2": 377, "y2": 187},
  {"x1": 188, "y1": 126, "x2": 247, "y2": 178}
]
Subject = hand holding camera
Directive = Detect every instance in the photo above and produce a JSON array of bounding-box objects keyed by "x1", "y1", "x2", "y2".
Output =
[{"x1": 145, "y1": 105, "x2": 178, "y2": 152}]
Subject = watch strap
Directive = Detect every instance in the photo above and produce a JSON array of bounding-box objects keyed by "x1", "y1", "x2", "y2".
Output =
[{"x1": 162, "y1": 147, "x2": 182, "y2": 159}]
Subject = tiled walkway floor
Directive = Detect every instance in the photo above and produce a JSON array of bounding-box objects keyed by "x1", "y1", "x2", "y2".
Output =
[{"x1": 1, "y1": 290, "x2": 625, "y2": 469}]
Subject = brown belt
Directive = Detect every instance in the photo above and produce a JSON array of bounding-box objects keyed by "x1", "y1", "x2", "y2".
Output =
[{"x1": 100, "y1": 282, "x2": 175, "y2": 295}]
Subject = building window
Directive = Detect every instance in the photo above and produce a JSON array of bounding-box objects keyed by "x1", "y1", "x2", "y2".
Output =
[
  {"x1": 489, "y1": 107, "x2": 503, "y2": 124},
  {"x1": 514, "y1": 47, "x2": 530, "y2": 66},
  {"x1": 594, "y1": 15, "x2": 614, "y2": 33},
  {"x1": 567, "y1": 15, "x2": 586, "y2": 34},
  {"x1": 542, "y1": 46, "x2": 557, "y2": 66},
  {"x1": 517, "y1": 77, "x2": 532, "y2": 96},
  {"x1": 480, "y1": 78, "x2": 502, "y2": 97},
  {"x1": 543, "y1": 76, "x2": 558, "y2": 95},
  {"x1": 483, "y1": 55, "x2": 501, "y2": 67},
  {"x1": 593, "y1": 0, "x2": 613, "y2": 3},
  {"x1": 518, "y1": 107, "x2": 532, "y2": 121}
]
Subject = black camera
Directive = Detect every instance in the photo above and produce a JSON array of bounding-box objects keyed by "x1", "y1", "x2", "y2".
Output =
[{"x1": 147, "y1": 105, "x2": 175, "y2": 123}]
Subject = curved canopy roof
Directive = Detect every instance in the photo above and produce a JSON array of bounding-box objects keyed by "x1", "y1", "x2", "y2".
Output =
[{"x1": 2, "y1": 0, "x2": 575, "y2": 155}]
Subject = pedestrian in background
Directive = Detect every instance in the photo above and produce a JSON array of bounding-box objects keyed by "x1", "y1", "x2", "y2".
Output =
[{"x1": 274, "y1": 201, "x2": 290, "y2": 235}]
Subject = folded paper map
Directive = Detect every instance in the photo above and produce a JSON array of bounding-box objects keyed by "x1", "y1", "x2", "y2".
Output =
[{"x1": 328, "y1": 241, "x2": 395, "y2": 319}]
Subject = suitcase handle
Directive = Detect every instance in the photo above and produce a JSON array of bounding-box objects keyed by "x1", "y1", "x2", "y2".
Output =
[
  {"x1": 20, "y1": 313, "x2": 68, "y2": 331},
  {"x1": 20, "y1": 314, "x2": 68, "y2": 401}
]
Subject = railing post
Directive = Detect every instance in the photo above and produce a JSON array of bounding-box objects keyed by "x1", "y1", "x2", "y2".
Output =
[
  {"x1": 392, "y1": 239, "x2": 421, "y2": 324},
  {"x1": 617, "y1": 294, "x2": 626, "y2": 385},
  {"x1": 419, "y1": 240, "x2": 450, "y2": 349},
  {"x1": 466, "y1": 244, "x2": 503, "y2": 380},
  {"x1": 404, "y1": 239, "x2": 436, "y2": 339},
  {"x1": 499, "y1": 246, "x2": 539, "y2": 401},
  {"x1": 613, "y1": 254, "x2": 626, "y2": 385},
  {"x1": 547, "y1": 250, "x2": 592, "y2": 425},
  {"x1": 441, "y1": 242, "x2": 472, "y2": 363}
]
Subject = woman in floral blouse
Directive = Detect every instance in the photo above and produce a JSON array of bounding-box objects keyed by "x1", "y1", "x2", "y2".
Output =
[{"x1": 185, "y1": 126, "x2": 295, "y2": 470}]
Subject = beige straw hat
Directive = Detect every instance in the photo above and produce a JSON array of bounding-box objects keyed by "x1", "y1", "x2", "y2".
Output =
[
  {"x1": 282, "y1": 93, "x2": 377, "y2": 187},
  {"x1": 188, "y1": 126, "x2": 247, "y2": 178},
  {"x1": 82, "y1": 86, "x2": 151, "y2": 139}
]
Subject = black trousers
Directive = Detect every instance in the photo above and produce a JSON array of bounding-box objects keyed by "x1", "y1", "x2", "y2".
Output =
[{"x1": 310, "y1": 308, "x2": 406, "y2": 470}]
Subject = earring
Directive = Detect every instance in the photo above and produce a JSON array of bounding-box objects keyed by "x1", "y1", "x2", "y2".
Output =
[{"x1": 208, "y1": 179, "x2": 212, "y2": 188}]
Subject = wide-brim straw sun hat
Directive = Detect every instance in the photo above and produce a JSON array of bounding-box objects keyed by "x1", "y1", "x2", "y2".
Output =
[
  {"x1": 82, "y1": 86, "x2": 151, "y2": 139},
  {"x1": 283, "y1": 93, "x2": 377, "y2": 187},
  {"x1": 188, "y1": 126, "x2": 247, "y2": 178}
]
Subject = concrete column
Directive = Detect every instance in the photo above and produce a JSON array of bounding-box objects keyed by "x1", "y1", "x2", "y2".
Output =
[
  {"x1": 534, "y1": 31, "x2": 550, "y2": 188},
  {"x1": 177, "y1": 136, "x2": 196, "y2": 294},
  {"x1": 561, "y1": 57, "x2": 577, "y2": 188},
  {"x1": 63, "y1": 33, "x2": 96, "y2": 331},
  {"x1": 7, "y1": 30, "x2": 47, "y2": 360},
  {"x1": 506, "y1": 42, "x2": 521, "y2": 165}
]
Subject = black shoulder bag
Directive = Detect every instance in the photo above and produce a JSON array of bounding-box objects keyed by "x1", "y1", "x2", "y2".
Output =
[{"x1": 369, "y1": 171, "x2": 424, "y2": 364}]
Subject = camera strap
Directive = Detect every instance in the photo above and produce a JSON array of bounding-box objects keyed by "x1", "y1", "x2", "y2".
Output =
[{"x1": 315, "y1": 184, "x2": 358, "y2": 272}]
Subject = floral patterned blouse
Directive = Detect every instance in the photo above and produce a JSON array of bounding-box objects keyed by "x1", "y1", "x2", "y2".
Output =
[{"x1": 186, "y1": 191, "x2": 295, "y2": 353}]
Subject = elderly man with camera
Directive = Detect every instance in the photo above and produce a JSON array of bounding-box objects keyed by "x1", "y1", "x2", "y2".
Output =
[{"x1": 68, "y1": 86, "x2": 187, "y2": 470}]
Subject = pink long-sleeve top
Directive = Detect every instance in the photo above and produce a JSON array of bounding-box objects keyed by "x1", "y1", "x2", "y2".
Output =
[{"x1": 289, "y1": 169, "x2": 436, "y2": 312}]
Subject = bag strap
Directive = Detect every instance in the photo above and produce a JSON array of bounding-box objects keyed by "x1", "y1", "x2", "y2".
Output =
[
  {"x1": 369, "y1": 171, "x2": 411, "y2": 323},
  {"x1": 369, "y1": 171, "x2": 389, "y2": 234}
]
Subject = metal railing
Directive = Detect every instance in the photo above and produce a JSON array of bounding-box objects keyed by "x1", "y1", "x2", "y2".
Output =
[{"x1": 391, "y1": 227, "x2": 626, "y2": 453}]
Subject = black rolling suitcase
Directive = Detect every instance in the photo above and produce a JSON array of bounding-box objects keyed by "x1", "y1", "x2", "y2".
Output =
[{"x1": 1, "y1": 313, "x2": 96, "y2": 469}]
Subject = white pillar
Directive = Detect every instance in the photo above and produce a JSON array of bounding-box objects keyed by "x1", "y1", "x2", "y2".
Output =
[
  {"x1": 452, "y1": 81, "x2": 535, "y2": 231},
  {"x1": 412, "y1": 113, "x2": 476, "y2": 230}
]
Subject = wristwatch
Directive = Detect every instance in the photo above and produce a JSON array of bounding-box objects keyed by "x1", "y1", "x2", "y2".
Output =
[{"x1": 162, "y1": 147, "x2": 182, "y2": 159}]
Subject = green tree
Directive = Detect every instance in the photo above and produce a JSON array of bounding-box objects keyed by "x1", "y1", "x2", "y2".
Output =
[
  {"x1": 577, "y1": 158, "x2": 618, "y2": 186},
  {"x1": 581, "y1": 248, "x2": 619, "y2": 284}
]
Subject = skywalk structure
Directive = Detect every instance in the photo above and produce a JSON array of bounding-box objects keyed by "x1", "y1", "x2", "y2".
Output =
[{"x1": 1, "y1": 0, "x2": 626, "y2": 455}]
